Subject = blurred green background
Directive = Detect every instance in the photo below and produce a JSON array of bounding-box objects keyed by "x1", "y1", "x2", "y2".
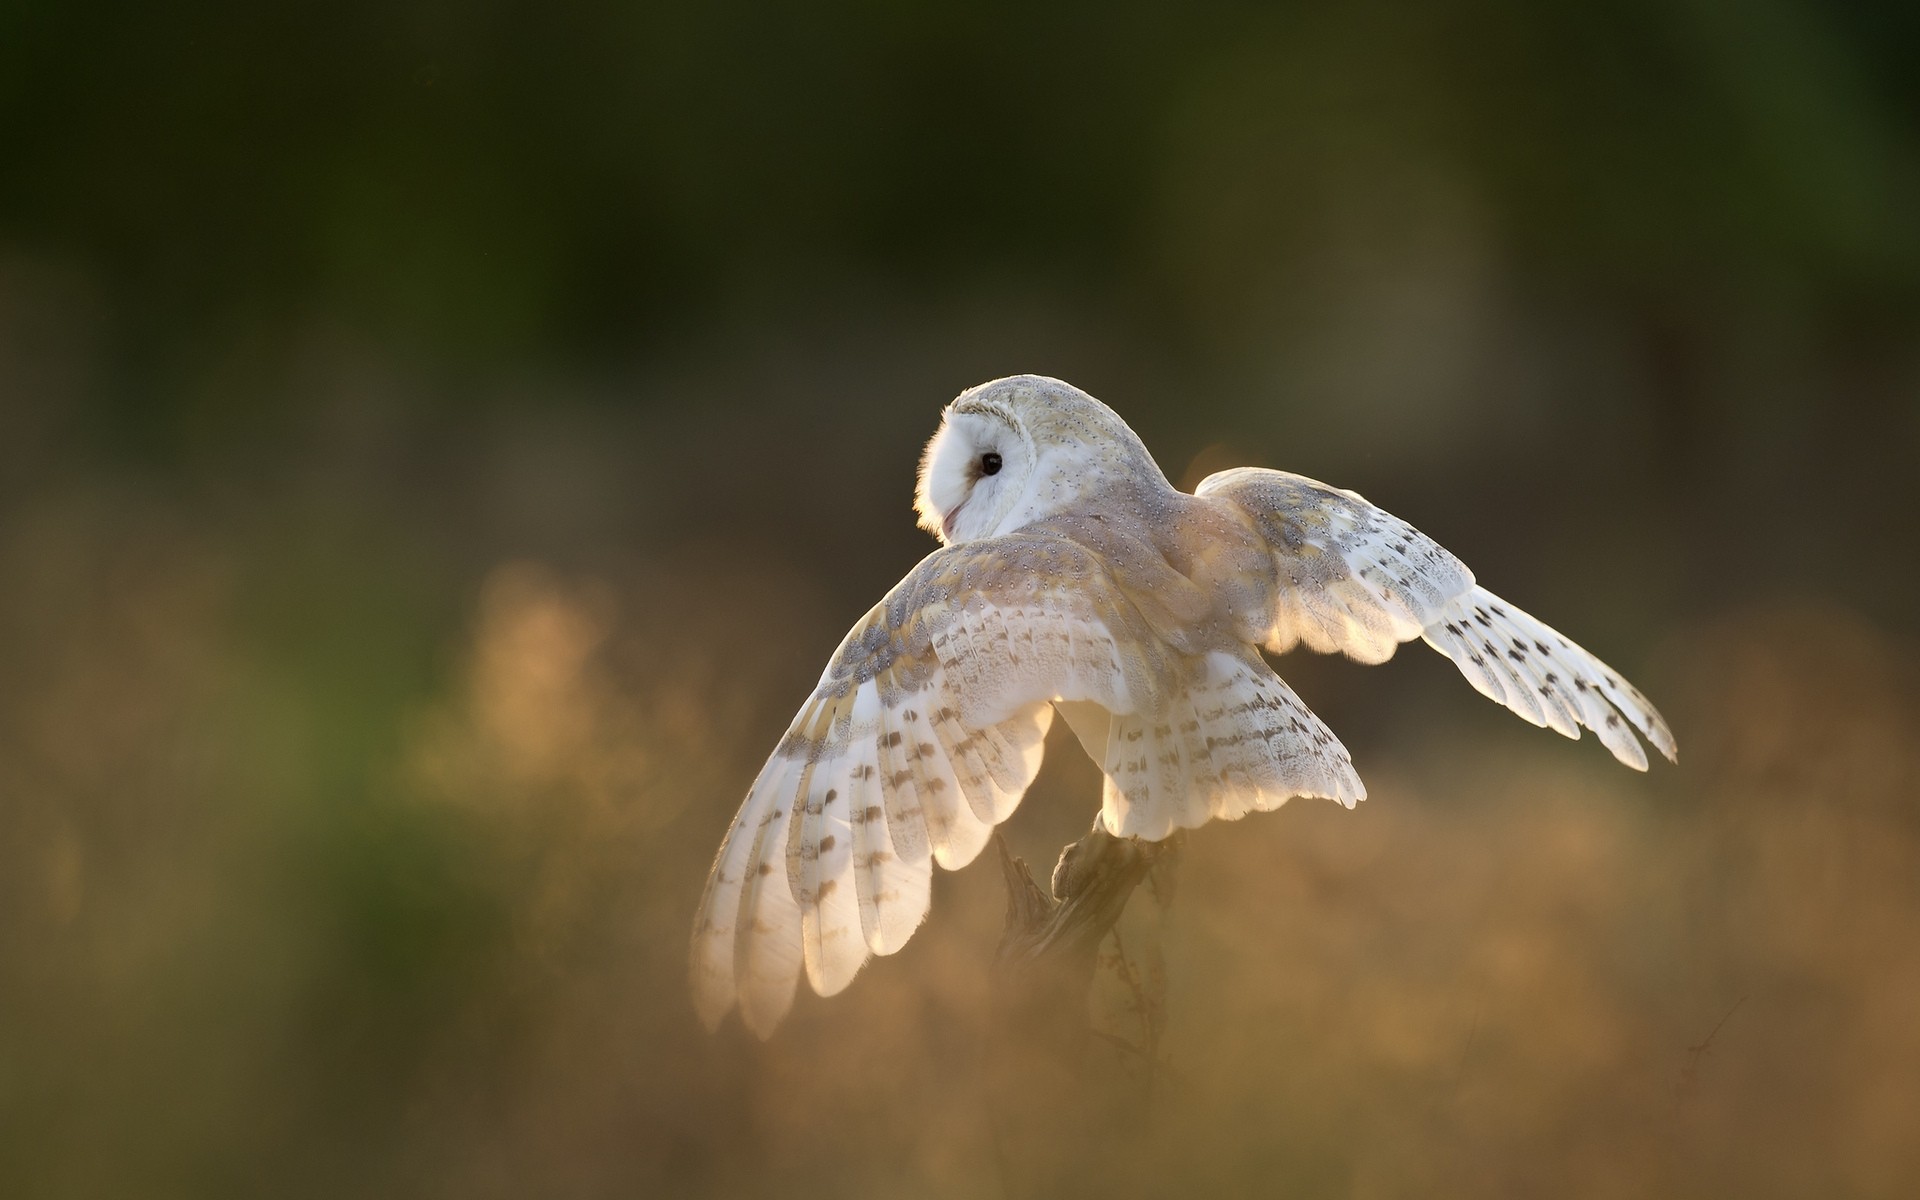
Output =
[{"x1": 4, "y1": 1, "x2": 1919, "y2": 1196}]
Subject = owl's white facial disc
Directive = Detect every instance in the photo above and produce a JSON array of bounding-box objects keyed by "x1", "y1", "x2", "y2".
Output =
[{"x1": 914, "y1": 406, "x2": 1032, "y2": 545}]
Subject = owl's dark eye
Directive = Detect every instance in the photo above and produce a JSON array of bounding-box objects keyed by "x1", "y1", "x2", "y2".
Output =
[{"x1": 980, "y1": 452, "x2": 1002, "y2": 476}]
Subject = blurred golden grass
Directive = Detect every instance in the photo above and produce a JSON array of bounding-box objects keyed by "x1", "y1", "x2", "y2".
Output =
[
  {"x1": 4, "y1": 1, "x2": 1915, "y2": 1187},
  {"x1": 6, "y1": 486, "x2": 1919, "y2": 1199}
]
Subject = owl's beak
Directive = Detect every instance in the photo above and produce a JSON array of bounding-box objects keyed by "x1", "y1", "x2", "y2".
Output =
[{"x1": 939, "y1": 499, "x2": 967, "y2": 541}]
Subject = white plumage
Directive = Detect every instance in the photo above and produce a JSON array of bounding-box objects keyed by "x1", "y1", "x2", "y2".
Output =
[{"x1": 691, "y1": 375, "x2": 1676, "y2": 1036}]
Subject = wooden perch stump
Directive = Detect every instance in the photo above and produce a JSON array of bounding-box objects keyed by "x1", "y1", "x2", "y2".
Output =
[{"x1": 984, "y1": 822, "x2": 1181, "y2": 1197}]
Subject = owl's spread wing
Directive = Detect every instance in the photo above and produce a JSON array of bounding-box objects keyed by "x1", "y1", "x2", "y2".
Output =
[
  {"x1": 690, "y1": 532, "x2": 1173, "y2": 1037},
  {"x1": 1197, "y1": 467, "x2": 1677, "y2": 769}
]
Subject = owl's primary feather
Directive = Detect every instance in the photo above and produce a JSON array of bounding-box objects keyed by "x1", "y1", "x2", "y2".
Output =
[{"x1": 692, "y1": 375, "x2": 1675, "y2": 1036}]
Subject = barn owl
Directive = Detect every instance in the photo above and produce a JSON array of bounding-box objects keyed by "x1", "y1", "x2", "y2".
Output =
[{"x1": 692, "y1": 374, "x2": 1675, "y2": 1036}]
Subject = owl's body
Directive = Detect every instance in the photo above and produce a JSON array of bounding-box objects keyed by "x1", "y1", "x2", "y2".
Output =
[{"x1": 693, "y1": 376, "x2": 1675, "y2": 1036}]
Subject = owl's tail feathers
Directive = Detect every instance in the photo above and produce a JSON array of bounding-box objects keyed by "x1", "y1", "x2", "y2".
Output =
[
  {"x1": 1419, "y1": 585, "x2": 1677, "y2": 769},
  {"x1": 1097, "y1": 651, "x2": 1365, "y2": 843}
]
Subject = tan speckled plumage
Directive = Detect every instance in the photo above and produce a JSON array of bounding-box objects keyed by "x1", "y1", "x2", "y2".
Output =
[{"x1": 691, "y1": 375, "x2": 1676, "y2": 1036}]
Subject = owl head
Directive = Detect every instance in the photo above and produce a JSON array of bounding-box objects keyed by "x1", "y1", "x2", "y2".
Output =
[{"x1": 914, "y1": 374, "x2": 1166, "y2": 545}]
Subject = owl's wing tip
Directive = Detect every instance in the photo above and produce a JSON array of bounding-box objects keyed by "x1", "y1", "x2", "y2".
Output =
[{"x1": 692, "y1": 995, "x2": 732, "y2": 1035}]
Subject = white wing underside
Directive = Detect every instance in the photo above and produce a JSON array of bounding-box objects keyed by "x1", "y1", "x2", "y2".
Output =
[{"x1": 1197, "y1": 467, "x2": 1676, "y2": 769}]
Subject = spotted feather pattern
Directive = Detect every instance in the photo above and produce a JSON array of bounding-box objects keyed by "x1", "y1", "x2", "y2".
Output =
[
  {"x1": 1198, "y1": 467, "x2": 1675, "y2": 769},
  {"x1": 1422, "y1": 586, "x2": 1677, "y2": 769},
  {"x1": 1196, "y1": 467, "x2": 1472, "y2": 663},
  {"x1": 1100, "y1": 650, "x2": 1365, "y2": 841}
]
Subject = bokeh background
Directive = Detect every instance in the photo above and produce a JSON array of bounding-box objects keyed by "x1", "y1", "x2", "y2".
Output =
[{"x1": 5, "y1": 1, "x2": 1920, "y2": 1196}]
